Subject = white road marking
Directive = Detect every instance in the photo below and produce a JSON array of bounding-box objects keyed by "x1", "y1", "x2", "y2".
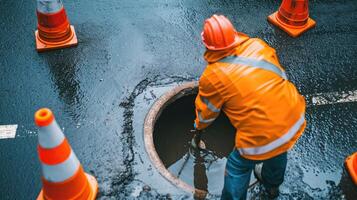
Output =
[
  {"x1": 0, "y1": 124, "x2": 18, "y2": 139},
  {"x1": 0, "y1": 90, "x2": 355, "y2": 140},
  {"x1": 308, "y1": 90, "x2": 357, "y2": 106}
]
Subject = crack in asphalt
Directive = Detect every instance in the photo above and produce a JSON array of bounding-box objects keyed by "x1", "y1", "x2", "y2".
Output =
[
  {"x1": 104, "y1": 75, "x2": 196, "y2": 198},
  {"x1": 106, "y1": 78, "x2": 156, "y2": 198}
]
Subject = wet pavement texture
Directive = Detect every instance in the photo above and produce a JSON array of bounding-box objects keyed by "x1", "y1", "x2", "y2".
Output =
[{"x1": 0, "y1": 0, "x2": 356, "y2": 199}]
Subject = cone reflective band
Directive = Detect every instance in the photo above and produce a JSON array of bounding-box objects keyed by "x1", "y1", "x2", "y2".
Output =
[
  {"x1": 35, "y1": 108, "x2": 98, "y2": 200},
  {"x1": 35, "y1": 0, "x2": 78, "y2": 52},
  {"x1": 268, "y1": 0, "x2": 316, "y2": 37}
]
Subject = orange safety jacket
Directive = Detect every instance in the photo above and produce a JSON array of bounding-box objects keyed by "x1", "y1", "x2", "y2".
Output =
[{"x1": 194, "y1": 33, "x2": 306, "y2": 160}]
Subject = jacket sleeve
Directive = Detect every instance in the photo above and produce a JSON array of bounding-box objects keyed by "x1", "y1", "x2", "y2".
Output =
[{"x1": 194, "y1": 73, "x2": 224, "y2": 130}]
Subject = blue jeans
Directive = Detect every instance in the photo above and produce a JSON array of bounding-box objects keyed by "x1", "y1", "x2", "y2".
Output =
[{"x1": 221, "y1": 150, "x2": 287, "y2": 200}]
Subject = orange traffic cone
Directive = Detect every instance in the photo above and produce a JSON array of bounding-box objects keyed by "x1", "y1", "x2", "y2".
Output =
[
  {"x1": 35, "y1": 108, "x2": 98, "y2": 200},
  {"x1": 35, "y1": 0, "x2": 78, "y2": 52},
  {"x1": 345, "y1": 152, "x2": 357, "y2": 185},
  {"x1": 267, "y1": 0, "x2": 316, "y2": 37}
]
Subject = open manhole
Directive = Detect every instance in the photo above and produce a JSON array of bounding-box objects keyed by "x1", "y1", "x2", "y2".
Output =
[{"x1": 144, "y1": 82, "x2": 236, "y2": 198}]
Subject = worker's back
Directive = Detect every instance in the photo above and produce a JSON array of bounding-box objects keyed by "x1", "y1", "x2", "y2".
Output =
[
  {"x1": 196, "y1": 15, "x2": 307, "y2": 199},
  {"x1": 200, "y1": 33, "x2": 306, "y2": 160}
]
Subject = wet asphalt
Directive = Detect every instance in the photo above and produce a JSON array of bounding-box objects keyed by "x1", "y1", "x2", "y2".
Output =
[{"x1": 0, "y1": 0, "x2": 356, "y2": 199}]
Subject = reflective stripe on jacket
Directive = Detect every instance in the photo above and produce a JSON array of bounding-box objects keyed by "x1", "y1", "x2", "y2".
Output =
[{"x1": 194, "y1": 33, "x2": 306, "y2": 160}]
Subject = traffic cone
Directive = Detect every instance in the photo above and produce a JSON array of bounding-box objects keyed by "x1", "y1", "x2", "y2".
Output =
[
  {"x1": 35, "y1": 108, "x2": 98, "y2": 200},
  {"x1": 345, "y1": 152, "x2": 357, "y2": 185},
  {"x1": 267, "y1": 0, "x2": 316, "y2": 37},
  {"x1": 35, "y1": 0, "x2": 78, "y2": 52}
]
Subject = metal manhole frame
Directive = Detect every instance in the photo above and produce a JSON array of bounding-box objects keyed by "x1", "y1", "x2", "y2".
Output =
[{"x1": 143, "y1": 81, "x2": 207, "y2": 199}]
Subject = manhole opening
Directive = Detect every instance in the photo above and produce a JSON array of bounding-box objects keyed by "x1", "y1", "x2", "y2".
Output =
[
  {"x1": 153, "y1": 91, "x2": 235, "y2": 167},
  {"x1": 147, "y1": 83, "x2": 236, "y2": 196}
]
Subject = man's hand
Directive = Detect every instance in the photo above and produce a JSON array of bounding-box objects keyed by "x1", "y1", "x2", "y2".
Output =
[{"x1": 190, "y1": 129, "x2": 206, "y2": 149}]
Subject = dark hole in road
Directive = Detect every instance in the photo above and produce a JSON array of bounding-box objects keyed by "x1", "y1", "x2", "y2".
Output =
[{"x1": 153, "y1": 90, "x2": 236, "y2": 193}]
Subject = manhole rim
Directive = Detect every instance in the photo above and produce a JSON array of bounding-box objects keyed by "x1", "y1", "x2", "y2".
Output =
[{"x1": 143, "y1": 81, "x2": 207, "y2": 198}]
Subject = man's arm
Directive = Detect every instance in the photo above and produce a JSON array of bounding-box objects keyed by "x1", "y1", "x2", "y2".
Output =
[{"x1": 194, "y1": 75, "x2": 224, "y2": 130}]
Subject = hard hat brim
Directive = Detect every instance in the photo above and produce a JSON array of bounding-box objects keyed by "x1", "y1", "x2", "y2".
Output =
[{"x1": 201, "y1": 31, "x2": 241, "y2": 51}]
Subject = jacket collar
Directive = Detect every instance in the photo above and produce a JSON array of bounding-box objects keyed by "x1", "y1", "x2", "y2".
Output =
[{"x1": 204, "y1": 32, "x2": 250, "y2": 64}]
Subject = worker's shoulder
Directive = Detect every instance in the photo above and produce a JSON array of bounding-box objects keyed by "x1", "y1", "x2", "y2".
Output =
[
  {"x1": 201, "y1": 64, "x2": 216, "y2": 77},
  {"x1": 199, "y1": 65, "x2": 220, "y2": 84},
  {"x1": 247, "y1": 37, "x2": 270, "y2": 47},
  {"x1": 202, "y1": 61, "x2": 224, "y2": 77},
  {"x1": 198, "y1": 73, "x2": 218, "y2": 91},
  {"x1": 244, "y1": 37, "x2": 277, "y2": 55}
]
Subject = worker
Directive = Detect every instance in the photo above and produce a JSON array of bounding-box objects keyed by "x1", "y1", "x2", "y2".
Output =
[{"x1": 192, "y1": 14, "x2": 306, "y2": 199}]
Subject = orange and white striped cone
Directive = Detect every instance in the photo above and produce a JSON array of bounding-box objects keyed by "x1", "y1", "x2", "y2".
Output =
[
  {"x1": 35, "y1": 108, "x2": 98, "y2": 200},
  {"x1": 267, "y1": 0, "x2": 316, "y2": 37},
  {"x1": 35, "y1": 0, "x2": 78, "y2": 52}
]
